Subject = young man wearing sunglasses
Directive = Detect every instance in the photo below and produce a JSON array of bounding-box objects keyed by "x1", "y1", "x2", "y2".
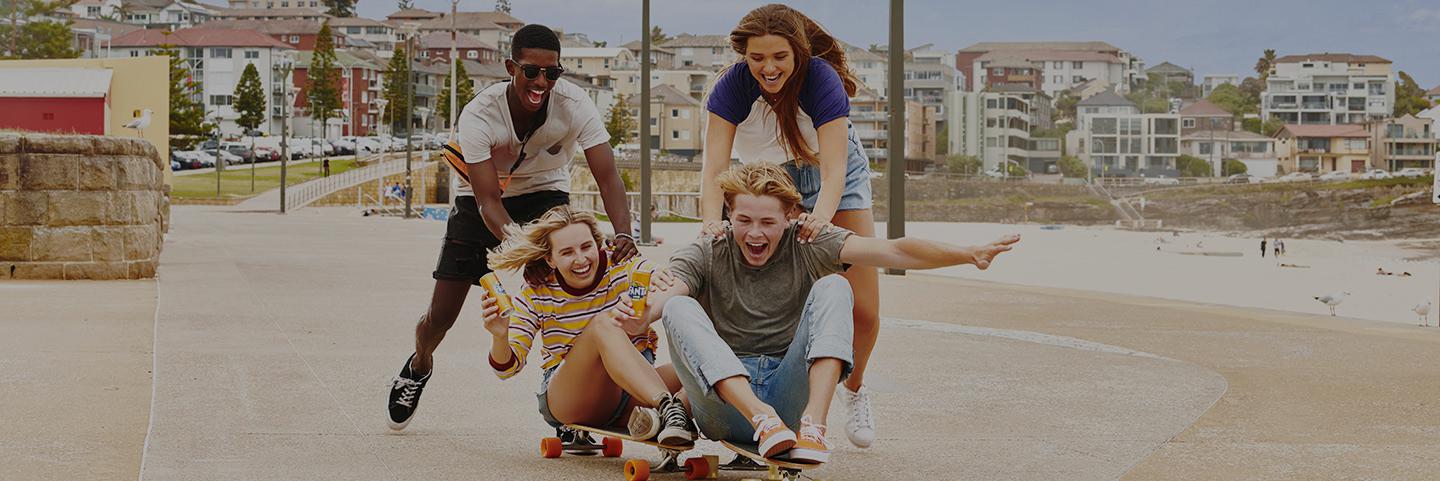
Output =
[{"x1": 387, "y1": 24, "x2": 636, "y2": 430}]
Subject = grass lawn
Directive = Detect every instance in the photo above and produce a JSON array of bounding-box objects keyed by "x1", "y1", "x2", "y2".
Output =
[{"x1": 170, "y1": 159, "x2": 362, "y2": 200}]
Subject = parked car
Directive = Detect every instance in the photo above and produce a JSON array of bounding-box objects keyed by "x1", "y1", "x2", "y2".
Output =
[
  {"x1": 253, "y1": 146, "x2": 280, "y2": 162},
  {"x1": 330, "y1": 138, "x2": 355, "y2": 155},
  {"x1": 354, "y1": 137, "x2": 385, "y2": 154},
  {"x1": 1318, "y1": 170, "x2": 1351, "y2": 181},
  {"x1": 1359, "y1": 169, "x2": 1392, "y2": 180},
  {"x1": 170, "y1": 160, "x2": 182, "y2": 171},
  {"x1": 180, "y1": 150, "x2": 216, "y2": 169},
  {"x1": 1277, "y1": 172, "x2": 1315, "y2": 183},
  {"x1": 1395, "y1": 167, "x2": 1429, "y2": 178},
  {"x1": 1142, "y1": 175, "x2": 1180, "y2": 185},
  {"x1": 216, "y1": 149, "x2": 243, "y2": 166},
  {"x1": 1224, "y1": 174, "x2": 1254, "y2": 184},
  {"x1": 221, "y1": 143, "x2": 255, "y2": 164}
]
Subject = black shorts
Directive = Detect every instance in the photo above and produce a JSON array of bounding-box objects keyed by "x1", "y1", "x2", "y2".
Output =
[{"x1": 433, "y1": 190, "x2": 570, "y2": 284}]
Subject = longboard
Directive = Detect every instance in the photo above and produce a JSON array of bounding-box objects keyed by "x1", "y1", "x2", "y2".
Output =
[
  {"x1": 541, "y1": 424, "x2": 708, "y2": 481},
  {"x1": 718, "y1": 440, "x2": 820, "y2": 481}
]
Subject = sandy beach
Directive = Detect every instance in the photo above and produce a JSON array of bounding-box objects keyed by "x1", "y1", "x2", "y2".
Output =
[{"x1": 642, "y1": 221, "x2": 1440, "y2": 326}]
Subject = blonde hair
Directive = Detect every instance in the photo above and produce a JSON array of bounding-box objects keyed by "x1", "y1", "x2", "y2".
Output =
[
  {"x1": 717, "y1": 163, "x2": 802, "y2": 212},
  {"x1": 488, "y1": 206, "x2": 605, "y2": 284},
  {"x1": 728, "y1": 3, "x2": 860, "y2": 165}
]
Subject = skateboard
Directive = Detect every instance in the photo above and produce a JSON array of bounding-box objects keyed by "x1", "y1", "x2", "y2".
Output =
[
  {"x1": 540, "y1": 424, "x2": 709, "y2": 481},
  {"x1": 718, "y1": 441, "x2": 822, "y2": 481}
]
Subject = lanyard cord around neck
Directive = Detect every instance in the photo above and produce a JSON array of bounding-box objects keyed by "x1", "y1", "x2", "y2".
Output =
[{"x1": 500, "y1": 101, "x2": 548, "y2": 193}]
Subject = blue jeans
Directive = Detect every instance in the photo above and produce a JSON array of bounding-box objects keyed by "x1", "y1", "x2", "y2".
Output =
[
  {"x1": 782, "y1": 124, "x2": 874, "y2": 212},
  {"x1": 662, "y1": 275, "x2": 855, "y2": 443}
]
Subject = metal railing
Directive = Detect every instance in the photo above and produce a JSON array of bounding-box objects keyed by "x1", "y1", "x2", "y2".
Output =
[
  {"x1": 283, "y1": 154, "x2": 434, "y2": 211},
  {"x1": 571, "y1": 191, "x2": 702, "y2": 220}
]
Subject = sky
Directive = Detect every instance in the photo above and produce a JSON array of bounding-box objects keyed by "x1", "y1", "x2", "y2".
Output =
[{"x1": 360, "y1": 0, "x2": 1440, "y2": 89}]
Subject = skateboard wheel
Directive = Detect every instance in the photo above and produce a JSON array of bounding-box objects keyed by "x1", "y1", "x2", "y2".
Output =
[
  {"x1": 602, "y1": 436, "x2": 623, "y2": 457},
  {"x1": 540, "y1": 437, "x2": 563, "y2": 458},
  {"x1": 624, "y1": 459, "x2": 651, "y2": 481},
  {"x1": 683, "y1": 456, "x2": 710, "y2": 480}
]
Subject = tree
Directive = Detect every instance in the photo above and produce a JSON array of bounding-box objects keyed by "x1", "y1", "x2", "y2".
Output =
[
  {"x1": 1053, "y1": 92, "x2": 1079, "y2": 123},
  {"x1": 436, "y1": 60, "x2": 475, "y2": 130},
  {"x1": 1, "y1": 0, "x2": 81, "y2": 59},
  {"x1": 943, "y1": 154, "x2": 981, "y2": 175},
  {"x1": 307, "y1": 21, "x2": 344, "y2": 175},
  {"x1": 1254, "y1": 49, "x2": 1276, "y2": 83},
  {"x1": 155, "y1": 44, "x2": 210, "y2": 150},
  {"x1": 1222, "y1": 159, "x2": 1248, "y2": 176},
  {"x1": 382, "y1": 45, "x2": 410, "y2": 135},
  {"x1": 1241, "y1": 117, "x2": 1282, "y2": 136},
  {"x1": 233, "y1": 63, "x2": 266, "y2": 136},
  {"x1": 1058, "y1": 155, "x2": 1087, "y2": 178},
  {"x1": 1175, "y1": 154, "x2": 1214, "y2": 177},
  {"x1": 321, "y1": 0, "x2": 353, "y2": 17},
  {"x1": 1206, "y1": 83, "x2": 1250, "y2": 116},
  {"x1": 494, "y1": 0, "x2": 511, "y2": 13},
  {"x1": 1238, "y1": 77, "x2": 1264, "y2": 110},
  {"x1": 605, "y1": 94, "x2": 637, "y2": 148},
  {"x1": 395, "y1": 0, "x2": 413, "y2": 9},
  {"x1": 1394, "y1": 71, "x2": 1433, "y2": 117},
  {"x1": 650, "y1": 26, "x2": 670, "y2": 45}
]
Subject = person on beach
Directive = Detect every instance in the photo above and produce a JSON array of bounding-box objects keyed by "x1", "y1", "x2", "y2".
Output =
[
  {"x1": 699, "y1": 3, "x2": 883, "y2": 447},
  {"x1": 386, "y1": 24, "x2": 637, "y2": 430},
  {"x1": 646, "y1": 164, "x2": 1019, "y2": 463},
  {"x1": 1260, "y1": 238, "x2": 1267, "y2": 258},
  {"x1": 483, "y1": 206, "x2": 696, "y2": 445}
]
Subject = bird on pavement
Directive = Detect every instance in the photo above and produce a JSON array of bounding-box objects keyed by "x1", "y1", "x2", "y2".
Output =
[{"x1": 1313, "y1": 291, "x2": 1349, "y2": 316}]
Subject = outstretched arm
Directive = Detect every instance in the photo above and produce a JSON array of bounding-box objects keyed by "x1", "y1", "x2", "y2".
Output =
[{"x1": 838, "y1": 234, "x2": 1020, "y2": 271}]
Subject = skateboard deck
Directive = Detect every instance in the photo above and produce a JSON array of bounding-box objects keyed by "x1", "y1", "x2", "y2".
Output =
[
  {"x1": 541, "y1": 424, "x2": 707, "y2": 481},
  {"x1": 719, "y1": 441, "x2": 820, "y2": 481}
]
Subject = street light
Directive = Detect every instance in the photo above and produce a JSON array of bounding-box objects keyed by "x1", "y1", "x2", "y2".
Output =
[
  {"x1": 279, "y1": 57, "x2": 296, "y2": 213},
  {"x1": 401, "y1": 23, "x2": 420, "y2": 219}
]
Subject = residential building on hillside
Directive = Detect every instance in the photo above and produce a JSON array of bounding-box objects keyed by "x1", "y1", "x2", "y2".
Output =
[
  {"x1": 226, "y1": 0, "x2": 325, "y2": 12},
  {"x1": 1179, "y1": 100, "x2": 1234, "y2": 135},
  {"x1": 201, "y1": 19, "x2": 342, "y2": 52},
  {"x1": 69, "y1": 0, "x2": 120, "y2": 19},
  {"x1": 416, "y1": 32, "x2": 499, "y2": 64},
  {"x1": 971, "y1": 53, "x2": 1042, "y2": 92},
  {"x1": 560, "y1": 48, "x2": 638, "y2": 88},
  {"x1": 460, "y1": 59, "x2": 511, "y2": 91},
  {"x1": 1427, "y1": 85, "x2": 1440, "y2": 104},
  {"x1": 1145, "y1": 61, "x2": 1194, "y2": 96},
  {"x1": 1202, "y1": 74, "x2": 1239, "y2": 98},
  {"x1": 623, "y1": 40, "x2": 676, "y2": 69},
  {"x1": 385, "y1": 8, "x2": 440, "y2": 22},
  {"x1": 850, "y1": 86, "x2": 935, "y2": 169},
  {"x1": 611, "y1": 68, "x2": 712, "y2": 102},
  {"x1": 949, "y1": 86, "x2": 1056, "y2": 174},
  {"x1": 292, "y1": 49, "x2": 383, "y2": 137},
  {"x1": 110, "y1": 27, "x2": 295, "y2": 137},
  {"x1": 1365, "y1": 115, "x2": 1435, "y2": 171},
  {"x1": 844, "y1": 42, "x2": 887, "y2": 97},
  {"x1": 1262, "y1": 53, "x2": 1394, "y2": 125},
  {"x1": 329, "y1": 17, "x2": 397, "y2": 55},
  {"x1": 70, "y1": 18, "x2": 142, "y2": 58},
  {"x1": 1419, "y1": 106, "x2": 1440, "y2": 139},
  {"x1": 905, "y1": 45, "x2": 961, "y2": 119},
  {"x1": 625, "y1": 84, "x2": 704, "y2": 158},
  {"x1": 1180, "y1": 129, "x2": 1278, "y2": 177},
  {"x1": 121, "y1": 0, "x2": 217, "y2": 29},
  {"x1": 956, "y1": 41, "x2": 1142, "y2": 97},
  {"x1": 661, "y1": 34, "x2": 732, "y2": 70},
  {"x1": 408, "y1": 11, "x2": 522, "y2": 54},
  {"x1": 1274, "y1": 124, "x2": 1370, "y2": 173},
  {"x1": 1065, "y1": 90, "x2": 1180, "y2": 177},
  {"x1": 213, "y1": 7, "x2": 331, "y2": 21}
]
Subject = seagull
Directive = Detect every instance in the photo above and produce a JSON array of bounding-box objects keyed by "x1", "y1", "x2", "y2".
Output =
[
  {"x1": 123, "y1": 109, "x2": 152, "y2": 138},
  {"x1": 1414, "y1": 300, "x2": 1432, "y2": 327},
  {"x1": 1313, "y1": 291, "x2": 1349, "y2": 316}
]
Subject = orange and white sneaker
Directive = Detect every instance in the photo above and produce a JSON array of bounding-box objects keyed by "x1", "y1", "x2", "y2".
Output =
[
  {"x1": 786, "y1": 416, "x2": 832, "y2": 464},
  {"x1": 750, "y1": 414, "x2": 796, "y2": 458}
]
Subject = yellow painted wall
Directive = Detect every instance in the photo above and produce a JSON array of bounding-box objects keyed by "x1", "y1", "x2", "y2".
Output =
[{"x1": 0, "y1": 56, "x2": 171, "y2": 184}]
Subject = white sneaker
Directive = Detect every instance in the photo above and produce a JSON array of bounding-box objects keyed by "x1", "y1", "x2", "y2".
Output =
[{"x1": 839, "y1": 385, "x2": 875, "y2": 448}]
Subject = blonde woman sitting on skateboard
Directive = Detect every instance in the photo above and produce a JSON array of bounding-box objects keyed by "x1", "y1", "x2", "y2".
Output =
[{"x1": 485, "y1": 206, "x2": 695, "y2": 446}]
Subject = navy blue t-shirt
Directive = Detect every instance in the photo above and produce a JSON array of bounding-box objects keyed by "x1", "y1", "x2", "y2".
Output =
[{"x1": 705, "y1": 58, "x2": 851, "y2": 164}]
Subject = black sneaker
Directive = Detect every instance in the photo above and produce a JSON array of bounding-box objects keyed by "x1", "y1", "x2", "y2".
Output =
[
  {"x1": 656, "y1": 393, "x2": 696, "y2": 445},
  {"x1": 387, "y1": 353, "x2": 430, "y2": 430}
]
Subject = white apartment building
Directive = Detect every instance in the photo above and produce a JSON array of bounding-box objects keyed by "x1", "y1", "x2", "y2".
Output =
[
  {"x1": 905, "y1": 45, "x2": 962, "y2": 120},
  {"x1": 957, "y1": 41, "x2": 1142, "y2": 98},
  {"x1": 111, "y1": 28, "x2": 296, "y2": 137},
  {"x1": 1066, "y1": 90, "x2": 1180, "y2": 176},
  {"x1": 949, "y1": 87, "x2": 1055, "y2": 173},
  {"x1": 227, "y1": 0, "x2": 326, "y2": 11},
  {"x1": 660, "y1": 34, "x2": 732, "y2": 71},
  {"x1": 120, "y1": 0, "x2": 217, "y2": 29},
  {"x1": 69, "y1": 0, "x2": 120, "y2": 19},
  {"x1": 844, "y1": 42, "x2": 888, "y2": 98},
  {"x1": 611, "y1": 68, "x2": 713, "y2": 102},
  {"x1": 560, "y1": 48, "x2": 638, "y2": 88},
  {"x1": 1262, "y1": 53, "x2": 1394, "y2": 125},
  {"x1": 329, "y1": 17, "x2": 397, "y2": 56}
]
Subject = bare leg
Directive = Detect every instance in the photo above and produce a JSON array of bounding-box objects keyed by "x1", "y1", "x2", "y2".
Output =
[
  {"x1": 714, "y1": 376, "x2": 779, "y2": 423},
  {"x1": 546, "y1": 321, "x2": 671, "y2": 425},
  {"x1": 411, "y1": 278, "x2": 472, "y2": 374},
  {"x1": 833, "y1": 208, "x2": 879, "y2": 392},
  {"x1": 802, "y1": 358, "x2": 843, "y2": 421}
]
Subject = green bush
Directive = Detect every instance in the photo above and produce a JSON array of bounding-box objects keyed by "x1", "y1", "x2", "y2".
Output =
[
  {"x1": 1058, "y1": 155, "x2": 1087, "y2": 178},
  {"x1": 944, "y1": 154, "x2": 982, "y2": 175},
  {"x1": 1221, "y1": 158, "x2": 1248, "y2": 176},
  {"x1": 1175, "y1": 154, "x2": 1214, "y2": 177},
  {"x1": 1006, "y1": 162, "x2": 1029, "y2": 177}
]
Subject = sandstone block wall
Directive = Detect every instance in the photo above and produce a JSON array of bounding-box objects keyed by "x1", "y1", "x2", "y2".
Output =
[{"x1": 0, "y1": 133, "x2": 168, "y2": 280}]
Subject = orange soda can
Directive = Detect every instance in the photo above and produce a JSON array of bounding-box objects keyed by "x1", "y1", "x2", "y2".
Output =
[
  {"x1": 479, "y1": 272, "x2": 513, "y2": 315},
  {"x1": 627, "y1": 267, "x2": 652, "y2": 316}
]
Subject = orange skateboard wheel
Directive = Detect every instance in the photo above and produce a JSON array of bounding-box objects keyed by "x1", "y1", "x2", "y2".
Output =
[
  {"x1": 540, "y1": 437, "x2": 563, "y2": 458},
  {"x1": 602, "y1": 436, "x2": 623, "y2": 457},
  {"x1": 683, "y1": 456, "x2": 710, "y2": 480},
  {"x1": 624, "y1": 459, "x2": 651, "y2": 481}
]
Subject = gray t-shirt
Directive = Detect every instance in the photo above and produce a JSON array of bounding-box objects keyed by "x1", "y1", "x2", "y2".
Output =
[{"x1": 669, "y1": 224, "x2": 852, "y2": 357}]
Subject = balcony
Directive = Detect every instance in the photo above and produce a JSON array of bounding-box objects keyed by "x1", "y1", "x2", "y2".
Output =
[
  {"x1": 851, "y1": 111, "x2": 886, "y2": 122},
  {"x1": 1269, "y1": 102, "x2": 1298, "y2": 110}
]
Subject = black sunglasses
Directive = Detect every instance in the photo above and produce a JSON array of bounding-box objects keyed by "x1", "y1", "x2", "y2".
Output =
[{"x1": 511, "y1": 61, "x2": 564, "y2": 81}]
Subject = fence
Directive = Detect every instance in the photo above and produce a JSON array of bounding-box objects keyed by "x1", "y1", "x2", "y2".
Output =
[{"x1": 284, "y1": 154, "x2": 432, "y2": 211}]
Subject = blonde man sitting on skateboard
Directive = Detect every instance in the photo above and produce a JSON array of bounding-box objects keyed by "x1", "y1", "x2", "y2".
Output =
[{"x1": 641, "y1": 164, "x2": 1019, "y2": 463}]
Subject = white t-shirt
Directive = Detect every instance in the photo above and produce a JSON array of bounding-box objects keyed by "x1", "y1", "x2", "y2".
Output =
[{"x1": 455, "y1": 78, "x2": 610, "y2": 197}]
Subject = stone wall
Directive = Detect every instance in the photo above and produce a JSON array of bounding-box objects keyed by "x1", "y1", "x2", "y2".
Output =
[{"x1": 0, "y1": 133, "x2": 168, "y2": 280}]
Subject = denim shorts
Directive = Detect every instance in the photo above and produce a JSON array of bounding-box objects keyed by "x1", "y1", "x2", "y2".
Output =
[
  {"x1": 537, "y1": 348, "x2": 656, "y2": 428},
  {"x1": 781, "y1": 124, "x2": 874, "y2": 213}
]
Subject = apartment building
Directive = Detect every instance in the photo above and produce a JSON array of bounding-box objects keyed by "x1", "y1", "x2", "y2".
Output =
[
  {"x1": 417, "y1": 32, "x2": 499, "y2": 64},
  {"x1": 1065, "y1": 90, "x2": 1180, "y2": 176},
  {"x1": 844, "y1": 42, "x2": 888, "y2": 98},
  {"x1": 1275, "y1": 124, "x2": 1370, "y2": 173},
  {"x1": 1202, "y1": 74, "x2": 1239, "y2": 98},
  {"x1": 623, "y1": 40, "x2": 676, "y2": 69},
  {"x1": 1365, "y1": 115, "x2": 1435, "y2": 171},
  {"x1": 202, "y1": 19, "x2": 342, "y2": 52},
  {"x1": 625, "y1": 84, "x2": 704, "y2": 158},
  {"x1": 611, "y1": 68, "x2": 712, "y2": 102},
  {"x1": 904, "y1": 46, "x2": 961, "y2": 120},
  {"x1": 560, "y1": 48, "x2": 638, "y2": 88},
  {"x1": 69, "y1": 0, "x2": 120, "y2": 19},
  {"x1": 1262, "y1": 53, "x2": 1394, "y2": 125},
  {"x1": 949, "y1": 86, "x2": 1055, "y2": 173},
  {"x1": 851, "y1": 86, "x2": 935, "y2": 168},
  {"x1": 213, "y1": 7, "x2": 331, "y2": 21},
  {"x1": 661, "y1": 34, "x2": 732, "y2": 70},
  {"x1": 957, "y1": 41, "x2": 1142, "y2": 97},
  {"x1": 408, "y1": 11, "x2": 522, "y2": 55},
  {"x1": 226, "y1": 0, "x2": 326, "y2": 12},
  {"x1": 1180, "y1": 130, "x2": 1278, "y2": 177},
  {"x1": 111, "y1": 28, "x2": 295, "y2": 137},
  {"x1": 291, "y1": 50, "x2": 385, "y2": 137},
  {"x1": 1179, "y1": 100, "x2": 1234, "y2": 134},
  {"x1": 120, "y1": 0, "x2": 217, "y2": 29},
  {"x1": 329, "y1": 17, "x2": 397, "y2": 55}
]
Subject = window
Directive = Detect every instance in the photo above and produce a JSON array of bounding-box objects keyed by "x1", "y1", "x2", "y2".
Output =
[
  {"x1": 681, "y1": 109, "x2": 690, "y2": 119},
  {"x1": 672, "y1": 130, "x2": 679, "y2": 139},
  {"x1": 1072, "y1": 61, "x2": 1083, "y2": 69},
  {"x1": 289, "y1": 35, "x2": 299, "y2": 43},
  {"x1": 1183, "y1": 118, "x2": 1196, "y2": 128},
  {"x1": 466, "y1": 50, "x2": 478, "y2": 59},
  {"x1": 210, "y1": 95, "x2": 233, "y2": 106},
  {"x1": 1071, "y1": 75, "x2": 1084, "y2": 83},
  {"x1": 649, "y1": 117, "x2": 656, "y2": 126},
  {"x1": 1052, "y1": 61, "x2": 1062, "y2": 69},
  {"x1": 1053, "y1": 75, "x2": 1061, "y2": 84},
  {"x1": 211, "y1": 48, "x2": 232, "y2": 58},
  {"x1": 421, "y1": 51, "x2": 429, "y2": 58},
  {"x1": 671, "y1": 109, "x2": 679, "y2": 118},
  {"x1": 1092, "y1": 117, "x2": 1117, "y2": 134},
  {"x1": 992, "y1": 68, "x2": 1004, "y2": 76},
  {"x1": 281, "y1": 1, "x2": 288, "y2": 6},
  {"x1": 604, "y1": 58, "x2": 610, "y2": 68},
  {"x1": 986, "y1": 98, "x2": 997, "y2": 108},
  {"x1": 1199, "y1": 142, "x2": 1213, "y2": 155},
  {"x1": 1353, "y1": 82, "x2": 1364, "y2": 90},
  {"x1": 87, "y1": 6, "x2": 99, "y2": 15},
  {"x1": 244, "y1": 50, "x2": 259, "y2": 59},
  {"x1": 130, "y1": 50, "x2": 139, "y2": 57},
  {"x1": 986, "y1": 137, "x2": 998, "y2": 147}
]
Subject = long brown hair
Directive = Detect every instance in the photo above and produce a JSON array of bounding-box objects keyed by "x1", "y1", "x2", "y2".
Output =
[
  {"x1": 729, "y1": 3, "x2": 859, "y2": 165},
  {"x1": 488, "y1": 206, "x2": 605, "y2": 285}
]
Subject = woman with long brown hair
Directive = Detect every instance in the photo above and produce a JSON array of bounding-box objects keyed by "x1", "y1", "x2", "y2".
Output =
[{"x1": 700, "y1": 3, "x2": 880, "y2": 449}]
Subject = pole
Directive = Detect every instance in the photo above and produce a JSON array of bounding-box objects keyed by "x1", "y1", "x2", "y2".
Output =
[
  {"x1": 250, "y1": 131, "x2": 256, "y2": 192},
  {"x1": 640, "y1": 0, "x2": 652, "y2": 245},
  {"x1": 214, "y1": 121, "x2": 222, "y2": 198},
  {"x1": 281, "y1": 62, "x2": 292, "y2": 213},
  {"x1": 885, "y1": 0, "x2": 905, "y2": 275},
  {"x1": 449, "y1": 0, "x2": 457, "y2": 132},
  {"x1": 404, "y1": 31, "x2": 414, "y2": 219}
]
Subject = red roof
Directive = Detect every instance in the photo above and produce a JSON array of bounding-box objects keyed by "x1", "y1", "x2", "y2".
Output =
[
  {"x1": 1179, "y1": 100, "x2": 1232, "y2": 117},
  {"x1": 1428, "y1": 85, "x2": 1440, "y2": 96},
  {"x1": 1279, "y1": 124, "x2": 1368, "y2": 138},
  {"x1": 112, "y1": 28, "x2": 294, "y2": 49}
]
